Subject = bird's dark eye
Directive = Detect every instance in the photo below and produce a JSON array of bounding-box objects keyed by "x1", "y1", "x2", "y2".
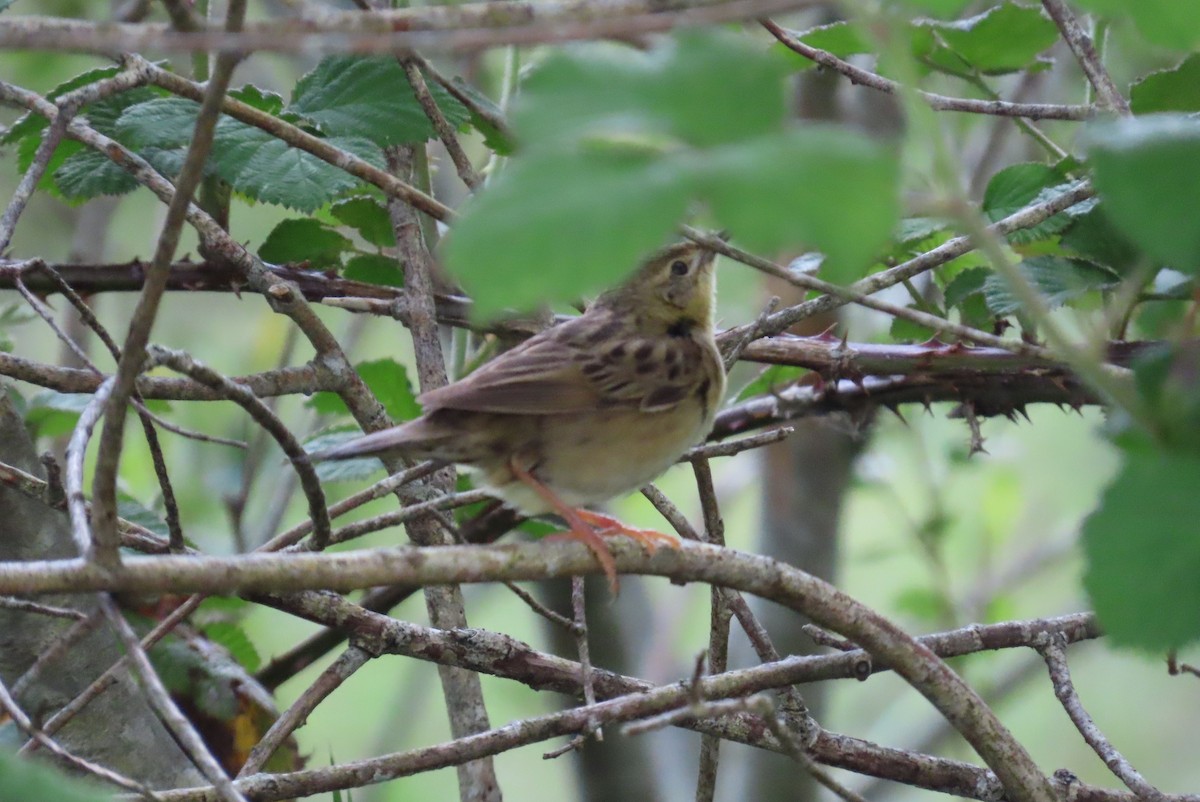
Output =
[{"x1": 670, "y1": 260, "x2": 689, "y2": 276}]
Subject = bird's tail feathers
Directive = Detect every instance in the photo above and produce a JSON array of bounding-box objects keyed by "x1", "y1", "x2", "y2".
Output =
[{"x1": 308, "y1": 418, "x2": 454, "y2": 461}]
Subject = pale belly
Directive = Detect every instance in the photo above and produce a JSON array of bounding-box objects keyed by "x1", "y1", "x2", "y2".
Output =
[{"x1": 483, "y1": 402, "x2": 713, "y2": 514}]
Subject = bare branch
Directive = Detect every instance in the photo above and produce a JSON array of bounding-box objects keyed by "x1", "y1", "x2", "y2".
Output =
[
  {"x1": 1040, "y1": 0, "x2": 1131, "y2": 115},
  {"x1": 763, "y1": 19, "x2": 1094, "y2": 121},
  {"x1": 1038, "y1": 635, "x2": 1167, "y2": 801},
  {"x1": 1, "y1": 0, "x2": 824, "y2": 56}
]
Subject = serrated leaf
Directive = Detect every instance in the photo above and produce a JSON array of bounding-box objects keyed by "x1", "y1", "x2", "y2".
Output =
[
  {"x1": 1131, "y1": 54, "x2": 1200, "y2": 115},
  {"x1": 305, "y1": 427, "x2": 386, "y2": 482},
  {"x1": 115, "y1": 96, "x2": 204, "y2": 148},
  {"x1": 886, "y1": 0, "x2": 972, "y2": 17},
  {"x1": 1131, "y1": 342, "x2": 1200, "y2": 451},
  {"x1": 331, "y1": 196, "x2": 395, "y2": 247},
  {"x1": 982, "y1": 163, "x2": 1072, "y2": 244},
  {"x1": 2, "y1": 66, "x2": 121, "y2": 145},
  {"x1": 912, "y1": 2, "x2": 1058, "y2": 76},
  {"x1": 982, "y1": 255, "x2": 1119, "y2": 315},
  {"x1": 0, "y1": 751, "x2": 115, "y2": 802},
  {"x1": 773, "y1": 20, "x2": 873, "y2": 71},
  {"x1": 25, "y1": 390, "x2": 91, "y2": 437},
  {"x1": 897, "y1": 217, "x2": 949, "y2": 245},
  {"x1": 736, "y1": 365, "x2": 806, "y2": 401},
  {"x1": 344, "y1": 253, "x2": 404, "y2": 287},
  {"x1": 1072, "y1": 0, "x2": 1200, "y2": 50},
  {"x1": 444, "y1": 148, "x2": 692, "y2": 316},
  {"x1": 229, "y1": 83, "x2": 285, "y2": 115},
  {"x1": 516, "y1": 31, "x2": 790, "y2": 150},
  {"x1": 446, "y1": 31, "x2": 897, "y2": 314},
  {"x1": 210, "y1": 123, "x2": 384, "y2": 212},
  {"x1": 53, "y1": 147, "x2": 140, "y2": 199},
  {"x1": 449, "y1": 77, "x2": 514, "y2": 155},
  {"x1": 289, "y1": 56, "x2": 469, "y2": 147},
  {"x1": 117, "y1": 493, "x2": 169, "y2": 538},
  {"x1": 1059, "y1": 203, "x2": 1141, "y2": 274},
  {"x1": 701, "y1": 127, "x2": 900, "y2": 278},
  {"x1": 1083, "y1": 447, "x2": 1200, "y2": 649},
  {"x1": 258, "y1": 218, "x2": 353, "y2": 269},
  {"x1": 202, "y1": 621, "x2": 262, "y2": 673},
  {"x1": 890, "y1": 314, "x2": 938, "y2": 342},
  {"x1": 1087, "y1": 114, "x2": 1200, "y2": 273},
  {"x1": 307, "y1": 359, "x2": 421, "y2": 423},
  {"x1": 943, "y1": 266, "x2": 990, "y2": 308}
]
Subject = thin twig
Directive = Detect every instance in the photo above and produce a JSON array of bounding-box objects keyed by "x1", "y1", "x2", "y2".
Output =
[
  {"x1": 1040, "y1": 0, "x2": 1131, "y2": 115},
  {"x1": 89, "y1": 0, "x2": 248, "y2": 569},
  {"x1": 1038, "y1": 635, "x2": 1167, "y2": 801},
  {"x1": 97, "y1": 596, "x2": 249, "y2": 802},
  {"x1": 763, "y1": 19, "x2": 1094, "y2": 121},
  {"x1": 401, "y1": 57, "x2": 482, "y2": 190},
  {"x1": 692, "y1": 458, "x2": 729, "y2": 802},
  {"x1": 238, "y1": 646, "x2": 373, "y2": 777},
  {"x1": 0, "y1": 595, "x2": 87, "y2": 620}
]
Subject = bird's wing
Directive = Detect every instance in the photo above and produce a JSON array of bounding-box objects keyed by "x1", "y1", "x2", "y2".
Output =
[
  {"x1": 418, "y1": 318, "x2": 709, "y2": 416},
  {"x1": 417, "y1": 323, "x2": 605, "y2": 415}
]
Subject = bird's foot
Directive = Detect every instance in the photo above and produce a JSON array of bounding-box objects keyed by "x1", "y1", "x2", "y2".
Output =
[{"x1": 572, "y1": 508, "x2": 677, "y2": 555}]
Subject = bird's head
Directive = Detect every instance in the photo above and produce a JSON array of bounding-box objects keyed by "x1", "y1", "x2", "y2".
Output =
[{"x1": 595, "y1": 243, "x2": 717, "y2": 335}]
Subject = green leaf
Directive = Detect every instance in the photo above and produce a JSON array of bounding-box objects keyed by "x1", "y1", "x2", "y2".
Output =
[
  {"x1": 0, "y1": 751, "x2": 115, "y2": 802},
  {"x1": 289, "y1": 56, "x2": 469, "y2": 147},
  {"x1": 305, "y1": 426, "x2": 385, "y2": 482},
  {"x1": 444, "y1": 148, "x2": 692, "y2": 316},
  {"x1": 117, "y1": 493, "x2": 169, "y2": 538},
  {"x1": 258, "y1": 218, "x2": 353, "y2": 269},
  {"x1": 344, "y1": 253, "x2": 404, "y2": 287},
  {"x1": 53, "y1": 147, "x2": 140, "y2": 199},
  {"x1": 331, "y1": 196, "x2": 395, "y2": 247},
  {"x1": 890, "y1": 314, "x2": 938, "y2": 342},
  {"x1": 115, "y1": 96, "x2": 204, "y2": 148},
  {"x1": 1087, "y1": 114, "x2": 1200, "y2": 273},
  {"x1": 894, "y1": 586, "x2": 951, "y2": 622},
  {"x1": 943, "y1": 266, "x2": 990, "y2": 308},
  {"x1": 1131, "y1": 54, "x2": 1200, "y2": 115},
  {"x1": 736, "y1": 365, "x2": 806, "y2": 401},
  {"x1": 1083, "y1": 447, "x2": 1200, "y2": 649},
  {"x1": 1131, "y1": 342, "x2": 1200, "y2": 451},
  {"x1": 211, "y1": 124, "x2": 384, "y2": 212},
  {"x1": 0, "y1": 0, "x2": 18, "y2": 13},
  {"x1": 449, "y1": 77, "x2": 515, "y2": 155},
  {"x1": 25, "y1": 390, "x2": 91, "y2": 437},
  {"x1": 446, "y1": 31, "x2": 898, "y2": 314},
  {"x1": 1059, "y1": 203, "x2": 1142, "y2": 274},
  {"x1": 1073, "y1": 0, "x2": 1200, "y2": 50},
  {"x1": 886, "y1": 0, "x2": 972, "y2": 17},
  {"x1": 515, "y1": 31, "x2": 790, "y2": 150},
  {"x1": 358, "y1": 359, "x2": 422, "y2": 422},
  {"x1": 2, "y1": 66, "x2": 122, "y2": 145},
  {"x1": 702, "y1": 127, "x2": 900, "y2": 278},
  {"x1": 229, "y1": 83, "x2": 285, "y2": 115},
  {"x1": 202, "y1": 620, "x2": 262, "y2": 673},
  {"x1": 912, "y1": 2, "x2": 1058, "y2": 76},
  {"x1": 982, "y1": 162, "x2": 1072, "y2": 244},
  {"x1": 773, "y1": 21, "x2": 873, "y2": 71},
  {"x1": 897, "y1": 217, "x2": 950, "y2": 245},
  {"x1": 307, "y1": 359, "x2": 421, "y2": 423},
  {"x1": 982, "y1": 255, "x2": 1119, "y2": 315}
]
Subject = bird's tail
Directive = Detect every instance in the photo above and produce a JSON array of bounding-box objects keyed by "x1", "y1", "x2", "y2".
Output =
[{"x1": 308, "y1": 417, "x2": 455, "y2": 462}]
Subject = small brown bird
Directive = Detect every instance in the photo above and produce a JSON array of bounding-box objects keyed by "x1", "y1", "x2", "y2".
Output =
[{"x1": 316, "y1": 243, "x2": 725, "y2": 590}]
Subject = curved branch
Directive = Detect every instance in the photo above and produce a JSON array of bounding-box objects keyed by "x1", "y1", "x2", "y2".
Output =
[{"x1": 0, "y1": 539, "x2": 1055, "y2": 799}]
